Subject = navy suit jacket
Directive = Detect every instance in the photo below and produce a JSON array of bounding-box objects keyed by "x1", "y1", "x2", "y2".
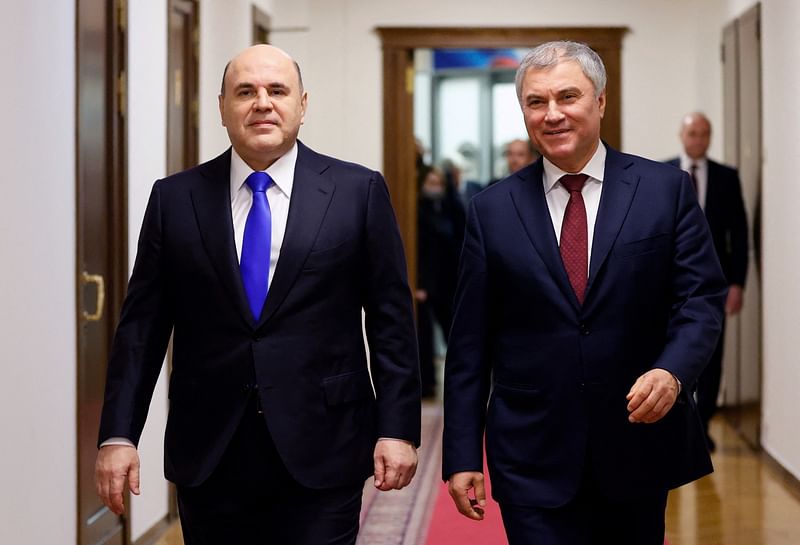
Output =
[
  {"x1": 99, "y1": 141, "x2": 420, "y2": 488},
  {"x1": 443, "y1": 146, "x2": 726, "y2": 507},
  {"x1": 666, "y1": 157, "x2": 748, "y2": 286}
]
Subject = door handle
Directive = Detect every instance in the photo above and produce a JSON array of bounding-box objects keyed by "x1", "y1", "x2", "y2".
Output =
[{"x1": 81, "y1": 272, "x2": 105, "y2": 322}]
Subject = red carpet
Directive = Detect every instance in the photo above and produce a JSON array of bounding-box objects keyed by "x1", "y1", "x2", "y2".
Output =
[
  {"x1": 424, "y1": 464, "x2": 508, "y2": 545},
  {"x1": 422, "y1": 467, "x2": 669, "y2": 545}
]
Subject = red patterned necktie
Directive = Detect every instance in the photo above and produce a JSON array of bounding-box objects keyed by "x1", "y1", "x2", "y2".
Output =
[
  {"x1": 689, "y1": 163, "x2": 698, "y2": 193},
  {"x1": 559, "y1": 174, "x2": 589, "y2": 305}
]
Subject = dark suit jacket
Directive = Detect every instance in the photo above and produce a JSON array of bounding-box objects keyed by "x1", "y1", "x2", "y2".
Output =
[
  {"x1": 443, "y1": 146, "x2": 726, "y2": 507},
  {"x1": 666, "y1": 157, "x2": 748, "y2": 286},
  {"x1": 99, "y1": 141, "x2": 420, "y2": 489}
]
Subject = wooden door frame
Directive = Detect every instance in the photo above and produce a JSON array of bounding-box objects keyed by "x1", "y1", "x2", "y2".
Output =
[
  {"x1": 75, "y1": 0, "x2": 128, "y2": 543},
  {"x1": 168, "y1": 0, "x2": 200, "y2": 173},
  {"x1": 252, "y1": 4, "x2": 272, "y2": 44},
  {"x1": 377, "y1": 27, "x2": 628, "y2": 287}
]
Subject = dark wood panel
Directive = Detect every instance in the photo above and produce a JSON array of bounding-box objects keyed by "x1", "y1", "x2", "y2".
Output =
[{"x1": 76, "y1": 0, "x2": 128, "y2": 544}]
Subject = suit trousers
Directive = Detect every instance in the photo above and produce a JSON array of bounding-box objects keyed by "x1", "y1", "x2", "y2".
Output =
[
  {"x1": 176, "y1": 393, "x2": 363, "y2": 545},
  {"x1": 499, "y1": 473, "x2": 668, "y2": 545}
]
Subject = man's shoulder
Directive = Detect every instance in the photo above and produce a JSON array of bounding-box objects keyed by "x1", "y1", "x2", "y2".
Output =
[
  {"x1": 471, "y1": 161, "x2": 540, "y2": 205},
  {"x1": 297, "y1": 141, "x2": 379, "y2": 181},
  {"x1": 707, "y1": 158, "x2": 739, "y2": 178},
  {"x1": 605, "y1": 148, "x2": 684, "y2": 182},
  {"x1": 158, "y1": 149, "x2": 230, "y2": 188}
]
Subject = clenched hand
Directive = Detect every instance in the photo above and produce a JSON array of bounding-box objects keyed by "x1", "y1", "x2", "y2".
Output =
[
  {"x1": 626, "y1": 368, "x2": 680, "y2": 424},
  {"x1": 373, "y1": 439, "x2": 418, "y2": 491}
]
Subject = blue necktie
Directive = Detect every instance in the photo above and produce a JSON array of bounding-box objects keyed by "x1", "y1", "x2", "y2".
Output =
[{"x1": 241, "y1": 171, "x2": 273, "y2": 320}]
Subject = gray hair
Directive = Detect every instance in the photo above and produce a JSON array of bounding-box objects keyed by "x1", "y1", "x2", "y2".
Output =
[{"x1": 515, "y1": 41, "x2": 607, "y2": 101}]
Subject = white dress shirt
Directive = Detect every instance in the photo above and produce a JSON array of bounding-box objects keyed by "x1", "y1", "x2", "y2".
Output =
[
  {"x1": 230, "y1": 143, "x2": 296, "y2": 276},
  {"x1": 679, "y1": 153, "x2": 707, "y2": 210},
  {"x1": 542, "y1": 142, "x2": 606, "y2": 274},
  {"x1": 102, "y1": 144, "x2": 298, "y2": 449}
]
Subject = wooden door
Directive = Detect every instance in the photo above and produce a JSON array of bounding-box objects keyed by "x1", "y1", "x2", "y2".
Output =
[
  {"x1": 720, "y1": 18, "x2": 741, "y2": 427},
  {"x1": 377, "y1": 27, "x2": 628, "y2": 289},
  {"x1": 76, "y1": 0, "x2": 128, "y2": 544},
  {"x1": 734, "y1": 4, "x2": 762, "y2": 448},
  {"x1": 720, "y1": 4, "x2": 762, "y2": 448},
  {"x1": 167, "y1": 0, "x2": 199, "y2": 176}
]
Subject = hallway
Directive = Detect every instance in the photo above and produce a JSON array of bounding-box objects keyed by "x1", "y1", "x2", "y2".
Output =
[{"x1": 153, "y1": 405, "x2": 800, "y2": 545}]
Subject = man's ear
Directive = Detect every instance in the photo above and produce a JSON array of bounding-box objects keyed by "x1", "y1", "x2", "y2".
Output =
[
  {"x1": 218, "y1": 94, "x2": 226, "y2": 126},
  {"x1": 300, "y1": 91, "x2": 308, "y2": 125},
  {"x1": 597, "y1": 89, "x2": 607, "y2": 119}
]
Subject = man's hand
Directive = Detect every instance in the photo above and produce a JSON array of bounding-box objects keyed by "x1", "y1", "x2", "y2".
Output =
[
  {"x1": 626, "y1": 368, "x2": 679, "y2": 424},
  {"x1": 373, "y1": 439, "x2": 418, "y2": 491},
  {"x1": 448, "y1": 471, "x2": 486, "y2": 520},
  {"x1": 95, "y1": 445, "x2": 141, "y2": 515},
  {"x1": 726, "y1": 284, "x2": 744, "y2": 315}
]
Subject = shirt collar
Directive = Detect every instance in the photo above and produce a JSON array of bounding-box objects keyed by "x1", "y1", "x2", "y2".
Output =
[
  {"x1": 679, "y1": 152, "x2": 707, "y2": 171},
  {"x1": 542, "y1": 140, "x2": 606, "y2": 194},
  {"x1": 229, "y1": 142, "x2": 298, "y2": 200}
]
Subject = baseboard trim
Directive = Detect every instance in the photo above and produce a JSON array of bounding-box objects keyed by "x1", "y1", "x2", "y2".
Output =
[
  {"x1": 133, "y1": 515, "x2": 174, "y2": 545},
  {"x1": 761, "y1": 449, "x2": 800, "y2": 503}
]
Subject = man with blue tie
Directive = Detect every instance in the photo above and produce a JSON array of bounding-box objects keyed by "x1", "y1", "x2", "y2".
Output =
[
  {"x1": 443, "y1": 41, "x2": 726, "y2": 544},
  {"x1": 94, "y1": 44, "x2": 420, "y2": 545}
]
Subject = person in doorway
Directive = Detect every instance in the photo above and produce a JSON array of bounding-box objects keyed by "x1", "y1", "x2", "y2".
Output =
[
  {"x1": 94, "y1": 44, "x2": 421, "y2": 545},
  {"x1": 666, "y1": 111, "x2": 749, "y2": 451},
  {"x1": 416, "y1": 166, "x2": 464, "y2": 398},
  {"x1": 443, "y1": 40, "x2": 726, "y2": 544},
  {"x1": 491, "y1": 138, "x2": 540, "y2": 185}
]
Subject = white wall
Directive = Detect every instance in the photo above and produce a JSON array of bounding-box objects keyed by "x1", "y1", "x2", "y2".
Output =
[
  {"x1": 269, "y1": 0, "x2": 728, "y2": 170},
  {"x1": 128, "y1": 0, "x2": 170, "y2": 540},
  {"x1": 751, "y1": 0, "x2": 800, "y2": 481},
  {"x1": 0, "y1": 1, "x2": 77, "y2": 544}
]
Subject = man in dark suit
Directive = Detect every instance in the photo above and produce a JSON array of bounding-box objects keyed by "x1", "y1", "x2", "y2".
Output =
[
  {"x1": 416, "y1": 166, "x2": 464, "y2": 397},
  {"x1": 443, "y1": 41, "x2": 726, "y2": 544},
  {"x1": 666, "y1": 112, "x2": 749, "y2": 451},
  {"x1": 94, "y1": 44, "x2": 420, "y2": 545}
]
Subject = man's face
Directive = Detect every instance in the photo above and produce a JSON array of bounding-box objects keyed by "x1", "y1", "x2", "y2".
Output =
[
  {"x1": 218, "y1": 46, "x2": 307, "y2": 170},
  {"x1": 519, "y1": 60, "x2": 605, "y2": 173},
  {"x1": 506, "y1": 140, "x2": 534, "y2": 173},
  {"x1": 680, "y1": 116, "x2": 711, "y2": 160}
]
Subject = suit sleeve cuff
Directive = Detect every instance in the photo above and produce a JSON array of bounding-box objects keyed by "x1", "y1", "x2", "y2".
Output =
[{"x1": 100, "y1": 437, "x2": 136, "y2": 449}]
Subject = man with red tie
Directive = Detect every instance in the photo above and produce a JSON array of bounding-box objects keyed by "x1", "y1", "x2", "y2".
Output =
[
  {"x1": 94, "y1": 44, "x2": 420, "y2": 545},
  {"x1": 443, "y1": 41, "x2": 726, "y2": 544}
]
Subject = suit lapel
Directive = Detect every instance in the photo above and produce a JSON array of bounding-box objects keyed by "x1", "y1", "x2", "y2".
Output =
[
  {"x1": 190, "y1": 149, "x2": 253, "y2": 326},
  {"x1": 257, "y1": 142, "x2": 335, "y2": 329},
  {"x1": 587, "y1": 147, "x2": 639, "y2": 294},
  {"x1": 509, "y1": 160, "x2": 579, "y2": 308}
]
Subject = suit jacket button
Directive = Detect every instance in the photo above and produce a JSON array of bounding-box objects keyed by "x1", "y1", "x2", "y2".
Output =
[{"x1": 580, "y1": 323, "x2": 590, "y2": 335}]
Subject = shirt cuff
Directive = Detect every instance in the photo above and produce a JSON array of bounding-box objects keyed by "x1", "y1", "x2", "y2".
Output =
[
  {"x1": 100, "y1": 437, "x2": 135, "y2": 448},
  {"x1": 377, "y1": 437, "x2": 414, "y2": 446}
]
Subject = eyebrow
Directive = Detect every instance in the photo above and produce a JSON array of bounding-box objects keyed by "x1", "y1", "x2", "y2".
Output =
[
  {"x1": 233, "y1": 82, "x2": 290, "y2": 92},
  {"x1": 525, "y1": 86, "x2": 583, "y2": 100}
]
